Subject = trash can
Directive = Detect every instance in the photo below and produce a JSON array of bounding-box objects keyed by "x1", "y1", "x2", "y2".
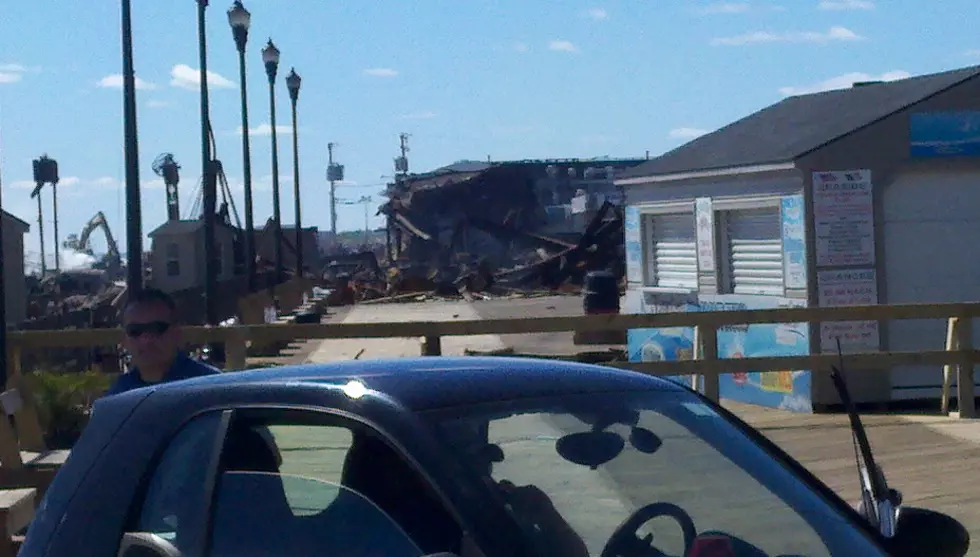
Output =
[
  {"x1": 583, "y1": 270, "x2": 620, "y2": 315},
  {"x1": 575, "y1": 270, "x2": 625, "y2": 345}
]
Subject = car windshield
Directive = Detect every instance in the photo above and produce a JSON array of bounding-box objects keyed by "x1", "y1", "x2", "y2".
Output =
[{"x1": 424, "y1": 391, "x2": 888, "y2": 557}]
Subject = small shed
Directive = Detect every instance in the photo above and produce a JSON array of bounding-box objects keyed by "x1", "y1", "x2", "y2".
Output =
[
  {"x1": 617, "y1": 65, "x2": 980, "y2": 411},
  {"x1": 3, "y1": 210, "x2": 29, "y2": 326},
  {"x1": 147, "y1": 219, "x2": 239, "y2": 293}
]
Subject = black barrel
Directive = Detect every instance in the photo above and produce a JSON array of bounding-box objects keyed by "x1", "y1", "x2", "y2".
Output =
[{"x1": 583, "y1": 270, "x2": 620, "y2": 314}]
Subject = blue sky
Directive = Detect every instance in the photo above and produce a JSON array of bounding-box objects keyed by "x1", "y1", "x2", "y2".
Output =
[{"x1": 2, "y1": 0, "x2": 980, "y2": 269}]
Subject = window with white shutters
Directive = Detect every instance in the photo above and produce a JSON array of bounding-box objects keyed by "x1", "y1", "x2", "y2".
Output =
[
  {"x1": 644, "y1": 212, "x2": 698, "y2": 290},
  {"x1": 725, "y1": 207, "x2": 784, "y2": 295}
]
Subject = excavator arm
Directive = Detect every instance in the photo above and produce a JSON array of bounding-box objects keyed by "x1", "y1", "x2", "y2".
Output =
[{"x1": 76, "y1": 212, "x2": 122, "y2": 270}]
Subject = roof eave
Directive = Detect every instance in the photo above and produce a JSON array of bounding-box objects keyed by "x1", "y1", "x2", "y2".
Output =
[{"x1": 615, "y1": 161, "x2": 797, "y2": 186}]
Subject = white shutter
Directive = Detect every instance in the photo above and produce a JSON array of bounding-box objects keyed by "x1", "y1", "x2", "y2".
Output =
[
  {"x1": 726, "y1": 208, "x2": 784, "y2": 295},
  {"x1": 646, "y1": 213, "x2": 698, "y2": 289}
]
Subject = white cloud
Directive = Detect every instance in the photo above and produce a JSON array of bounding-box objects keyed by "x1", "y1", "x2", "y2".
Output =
[
  {"x1": 818, "y1": 0, "x2": 874, "y2": 10},
  {"x1": 0, "y1": 63, "x2": 39, "y2": 85},
  {"x1": 669, "y1": 127, "x2": 710, "y2": 139},
  {"x1": 548, "y1": 40, "x2": 579, "y2": 53},
  {"x1": 8, "y1": 176, "x2": 124, "y2": 189},
  {"x1": 778, "y1": 70, "x2": 910, "y2": 96},
  {"x1": 146, "y1": 99, "x2": 172, "y2": 108},
  {"x1": 711, "y1": 26, "x2": 864, "y2": 46},
  {"x1": 965, "y1": 49, "x2": 980, "y2": 58},
  {"x1": 362, "y1": 68, "x2": 398, "y2": 78},
  {"x1": 696, "y1": 2, "x2": 751, "y2": 15},
  {"x1": 584, "y1": 8, "x2": 608, "y2": 20},
  {"x1": 236, "y1": 123, "x2": 294, "y2": 136},
  {"x1": 97, "y1": 74, "x2": 157, "y2": 90},
  {"x1": 399, "y1": 111, "x2": 436, "y2": 120},
  {"x1": 513, "y1": 42, "x2": 530, "y2": 53},
  {"x1": 169, "y1": 64, "x2": 235, "y2": 91}
]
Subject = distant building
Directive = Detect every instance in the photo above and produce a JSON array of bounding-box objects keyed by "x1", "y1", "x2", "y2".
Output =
[
  {"x1": 3, "y1": 211, "x2": 29, "y2": 326},
  {"x1": 256, "y1": 219, "x2": 322, "y2": 275},
  {"x1": 147, "y1": 220, "x2": 240, "y2": 293}
]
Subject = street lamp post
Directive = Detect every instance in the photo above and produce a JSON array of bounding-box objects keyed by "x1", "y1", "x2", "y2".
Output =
[
  {"x1": 227, "y1": 0, "x2": 257, "y2": 292},
  {"x1": 285, "y1": 68, "x2": 303, "y2": 277},
  {"x1": 262, "y1": 39, "x2": 284, "y2": 285},
  {"x1": 121, "y1": 0, "x2": 144, "y2": 295},
  {"x1": 197, "y1": 0, "x2": 218, "y2": 326}
]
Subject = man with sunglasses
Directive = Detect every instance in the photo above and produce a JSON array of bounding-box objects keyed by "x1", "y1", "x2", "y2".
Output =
[{"x1": 104, "y1": 288, "x2": 220, "y2": 396}]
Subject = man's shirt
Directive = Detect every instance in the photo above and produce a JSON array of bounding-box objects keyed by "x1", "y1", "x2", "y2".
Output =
[{"x1": 104, "y1": 353, "x2": 221, "y2": 396}]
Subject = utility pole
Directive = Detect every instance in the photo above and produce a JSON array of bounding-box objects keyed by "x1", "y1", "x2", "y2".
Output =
[
  {"x1": 390, "y1": 133, "x2": 410, "y2": 260},
  {"x1": 327, "y1": 142, "x2": 338, "y2": 237}
]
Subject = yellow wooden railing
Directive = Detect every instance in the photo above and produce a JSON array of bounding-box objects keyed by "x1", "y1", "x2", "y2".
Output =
[{"x1": 6, "y1": 302, "x2": 980, "y2": 418}]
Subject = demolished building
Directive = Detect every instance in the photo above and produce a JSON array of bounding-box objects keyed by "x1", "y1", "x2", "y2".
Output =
[{"x1": 377, "y1": 158, "x2": 647, "y2": 288}]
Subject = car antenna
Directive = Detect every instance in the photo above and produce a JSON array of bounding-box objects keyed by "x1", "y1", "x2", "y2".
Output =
[{"x1": 829, "y1": 337, "x2": 901, "y2": 537}]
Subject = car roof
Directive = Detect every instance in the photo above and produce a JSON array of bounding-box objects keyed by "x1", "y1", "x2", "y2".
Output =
[{"x1": 153, "y1": 356, "x2": 689, "y2": 411}]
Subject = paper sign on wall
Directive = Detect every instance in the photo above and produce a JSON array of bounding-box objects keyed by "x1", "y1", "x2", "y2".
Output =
[
  {"x1": 812, "y1": 170, "x2": 875, "y2": 267},
  {"x1": 817, "y1": 268, "x2": 880, "y2": 354},
  {"x1": 695, "y1": 198, "x2": 715, "y2": 273}
]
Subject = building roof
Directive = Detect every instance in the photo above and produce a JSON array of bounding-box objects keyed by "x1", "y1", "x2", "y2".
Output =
[
  {"x1": 148, "y1": 220, "x2": 203, "y2": 237},
  {"x1": 620, "y1": 65, "x2": 980, "y2": 180},
  {"x1": 2, "y1": 210, "x2": 29, "y2": 233},
  {"x1": 148, "y1": 219, "x2": 237, "y2": 238}
]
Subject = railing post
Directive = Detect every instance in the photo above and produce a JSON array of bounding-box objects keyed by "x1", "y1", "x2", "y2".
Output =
[
  {"x1": 956, "y1": 317, "x2": 975, "y2": 419},
  {"x1": 421, "y1": 335, "x2": 442, "y2": 356},
  {"x1": 224, "y1": 327, "x2": 248, "y2": 371},
  {"x1": 942, "y1": 317, "x2": 959, "y2": 416},
  {"x1": 697, "y1": 324, "x2": 719, "y2": 402}
]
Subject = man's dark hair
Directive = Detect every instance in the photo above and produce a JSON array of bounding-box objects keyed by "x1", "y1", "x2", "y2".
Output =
[{"x1": 125, "y1": 287, "x2": 177, "y2": 315}]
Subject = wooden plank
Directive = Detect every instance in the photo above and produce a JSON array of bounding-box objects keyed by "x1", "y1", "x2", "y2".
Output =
[
  {"x1": 942, "y1": 317, "x2": 958, "y2": 415},
  {"x1": 11, "y1": 301, "x2": 980, "y2": 348},
  {"x1": 957, "y1": 319, "x2": 976, "y2": 419},
  {"x1": 610, "y1": 349, "x2": 980, "y2": 376},
  {"x1": 5, "y1": 379, "x2": 47, "y2": 453},
  {"x1": 0, "y1": 488, "x2": 35, "y2": 557}
]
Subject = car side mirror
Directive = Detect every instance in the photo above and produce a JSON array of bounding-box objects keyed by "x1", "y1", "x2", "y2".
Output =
[
  {"x1": 117, "y1": 532, "x2": 181, "y2": 557},
  {"x1": 883, "y1": 507, "x2": 970, "y2": 557}
]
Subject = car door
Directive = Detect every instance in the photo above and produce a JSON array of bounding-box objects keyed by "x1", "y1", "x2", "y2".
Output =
[{"x1": 116, "y1": 404, "x2": 479, "y2": 557}]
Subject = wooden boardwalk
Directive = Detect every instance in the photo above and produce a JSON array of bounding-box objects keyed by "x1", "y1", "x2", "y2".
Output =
[{"x1": 727, "y1": 402, "x2": 980, "y2": 554}]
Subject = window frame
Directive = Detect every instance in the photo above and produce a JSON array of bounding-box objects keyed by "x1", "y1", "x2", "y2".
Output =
[
  {"x1": 636, "y1": 201, "x2": 698, "y2": 293},
  {"x1": 165, "y1": 242, "x2": 180, "y2": 277},
  {"x1": 714, "y1": 196, "x2": 785, "y2": 297},
  {"x1": 122, "y1": 409, "x2": 232, "y2": 557},
  {"x1": 121, "y1": 404, "x2": 473, "y2": 557}
]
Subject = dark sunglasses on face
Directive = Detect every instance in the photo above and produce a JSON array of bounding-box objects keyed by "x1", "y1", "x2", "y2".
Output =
[{"x1": 125, "y1": 321, "x2": 172, "y2": 338}]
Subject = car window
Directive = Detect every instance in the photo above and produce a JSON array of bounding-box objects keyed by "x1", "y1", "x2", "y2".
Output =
[
  {"x1": 215, "y1": 413, "x2": 464, "y2": 555},
  {"x1": 427, "y1": 393, "x2": 889, "y2": 557},
  {"x1": 133, "y1": 411, "x2": 225, "y2": 554},
  {"x1": 266, "y1": 423, "x2": 353, "y2": 514},
  {"x1": 208, "y1": 472, "x2": 423, "y2": 557}
]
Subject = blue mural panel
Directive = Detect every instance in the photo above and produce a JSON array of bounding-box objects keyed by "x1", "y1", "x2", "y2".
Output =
[
  {"x1": 628, "y1": 294, "x2": 812, "y2": 412},
  {"x1": 626, "y1": 193, "x2": 813, "y2": 413},
  {"x1": 910, "y1": 111, "x2": 980, "y2": 158}
]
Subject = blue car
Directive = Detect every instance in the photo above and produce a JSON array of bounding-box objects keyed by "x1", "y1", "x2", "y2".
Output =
[{"x1": 20, "y1": 357, "x2": 968, "y2": 557}]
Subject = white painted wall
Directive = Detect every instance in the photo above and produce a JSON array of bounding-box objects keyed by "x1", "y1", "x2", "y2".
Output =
[{"x1": 882, "y1": 167, "x2": 980, "y2": 399}]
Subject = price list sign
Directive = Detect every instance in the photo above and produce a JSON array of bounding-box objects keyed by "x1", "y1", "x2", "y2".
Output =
[
  {"x1": 817, "y1": 268, "x2": 880, "y2": 353},
  {"x1": 812, "y1": 170, "x2": 875, "y2": 267}
]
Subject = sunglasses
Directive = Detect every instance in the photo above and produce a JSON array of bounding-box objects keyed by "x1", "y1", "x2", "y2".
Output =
[{"x1": 125, "y1": 321, "x2": 172, "y2": 338}]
